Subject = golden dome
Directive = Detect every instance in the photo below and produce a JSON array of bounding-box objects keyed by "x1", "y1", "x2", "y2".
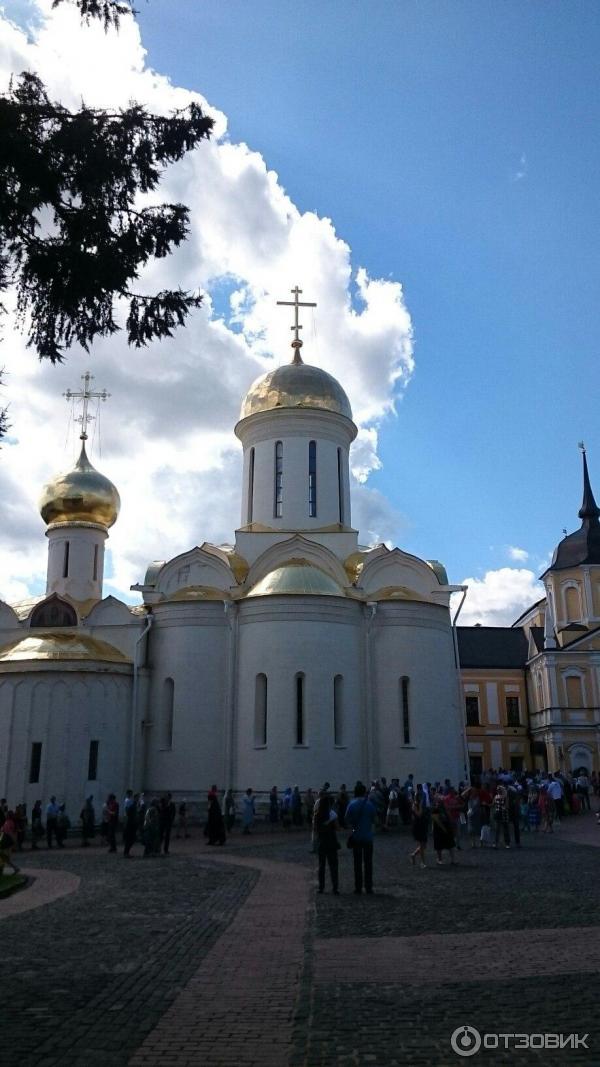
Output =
[
  {"x1": 0, "y1": 631, "x2": 130, "y2": 664},
  {"x1": 39, "y1": 442, "x2": 120, "y2": 528},
  {"x1": 240, "y1": 359, "x2": 353, "y2": 421},
  {"x1": 246, "y1": 560, "x2": 344, "y2": 598}
]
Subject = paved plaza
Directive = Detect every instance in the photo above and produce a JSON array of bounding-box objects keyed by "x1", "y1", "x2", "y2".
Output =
[{"x1": 2, "y1": 817, "x2": 599, "y2": 1067}]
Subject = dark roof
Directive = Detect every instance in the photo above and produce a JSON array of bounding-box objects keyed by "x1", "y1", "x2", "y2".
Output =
[
  {"x1": 457, "y1": 626, "x2": 529, "y2": 669},
  {"x1": 543, "y1": 452, "x2": 600, "y2": 574}
]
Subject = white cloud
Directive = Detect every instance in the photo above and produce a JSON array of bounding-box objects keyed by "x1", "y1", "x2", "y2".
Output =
[
  {"x1": 507, "y1": 545, "x2": 529, "y2": 562},
  {"x1": 459, "y1": 567, "x2": 544, "y2": 627},
  {"x1": 0, "y1": 2, "x2": 415, "y2": 604},
  {"x1": 510, "y1": 152, "x2": 528, "y2": 183}
]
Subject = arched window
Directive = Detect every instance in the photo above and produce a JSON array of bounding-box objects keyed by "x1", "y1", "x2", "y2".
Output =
[
  {"x1": 308, "y1": 440, "x2": 317, "y2": 517},
  {"x1": 247, "y1": 447, "x2": 255, "y2": 524},
  {"x1": 31, "y1": 595, "x2": 77, "y2": 628},
  {"x1": 333, "y1": 674, "x2": 344, "y2": 745},
  {"x1": 337, "y1": 448, "x2": 344, "y2": 524},
  {"x1": 400, "y1": 676, "x2": 410, "y2": 745},
  {"x1": 93, "y1": 544, "x2": 99, "y2": 582},
  {"x1": 63, "y1": 541, "x2": 70, "y2": 578},
  {"x1": 295, "y1": 673, "x2": 305, "y2": 745},
  {"x1": 162, "y1": 677, "x2": 174, "y2": 749},
  {"x1": 565, "y1": 674, "x2": 584, "y2": 709},
  {"x1": 254, "y1": 673, "x2": 267, "y2": 746},
  {"x1": 274, "y1": 441, "x2": 283, "y2": 518},
  {"x1": 565, "y1": 585, "x2": 581, "y2": 622}
]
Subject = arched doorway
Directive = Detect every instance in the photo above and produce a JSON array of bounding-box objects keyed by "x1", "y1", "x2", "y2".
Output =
[{"x1": 568, "y1": 744, "x2": 593, "y2": 774}]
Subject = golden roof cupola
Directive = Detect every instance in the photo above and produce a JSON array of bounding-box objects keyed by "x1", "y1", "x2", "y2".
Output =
[
  {"x1": 39, "y1": 372, "x2": 119, "y2": 606},
  {"x1": 234, "y1": 288, "x2": 357, "y2": 542},
  {"x1": 239, "y1": 286, "x2": 353, "y2": 422}
]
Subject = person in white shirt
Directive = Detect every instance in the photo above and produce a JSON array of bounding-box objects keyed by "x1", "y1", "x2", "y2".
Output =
[
  {"x1": 576, "y1": 773, "x2": 591, "y2": 812},
  {"x1": 547, "y1": 775, "x2": 563, "y2": 822},
  {"x1": 45, "y1": 795, "x2": 61, "y2": 848}
]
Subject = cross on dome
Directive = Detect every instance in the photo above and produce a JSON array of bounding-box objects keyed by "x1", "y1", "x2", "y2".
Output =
[
  {"x1": 64, "y1": 370, "x2": 110, "y2": 441},
  {"x1": 276, "y1": 286, "x2": 317, "y2": 364}
]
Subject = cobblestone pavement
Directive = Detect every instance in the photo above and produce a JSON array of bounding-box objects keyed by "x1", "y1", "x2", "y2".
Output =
[
  {"x1": 2, "y1": 848, "x2": 258, "y2": 1067},
  {"x1": 2, "y1": 816, "x2": 600, "y2": 1067}
]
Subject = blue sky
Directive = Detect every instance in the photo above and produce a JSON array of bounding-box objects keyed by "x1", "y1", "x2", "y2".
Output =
[
  {"x1": 1, "y1": 0, "x2": 599, "y2": 621},
  {"x1": 134, "y1": 0, "x2": 600, "y2": 581}
]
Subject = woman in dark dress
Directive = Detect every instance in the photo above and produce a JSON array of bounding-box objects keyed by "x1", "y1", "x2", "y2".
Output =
[
  {"x1": 409, "y1": 786, "x2": 429, "y2": 868},
  {"x1": 206, "y1": 793, "x2": 226, "y2": 845},
  {"x1": 431, "y1": 794, "x2": 457, "y2": 865},
  {"x1": 314, "y1": 794, "x2": 339, "y2": 894}
]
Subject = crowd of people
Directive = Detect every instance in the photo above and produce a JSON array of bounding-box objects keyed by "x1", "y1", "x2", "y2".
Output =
[
  {"x1": 0, "y1": 792, "x2": 191, "y2": 871},
  {"x1": 0, "y1": 767, "x2": 597, "y2": 887}
]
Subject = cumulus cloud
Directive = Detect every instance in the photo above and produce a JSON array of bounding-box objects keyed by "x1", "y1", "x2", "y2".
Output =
[
  {"x1": 507, "y1": 545, "x2": 529, "y2": 562},
  {"x1": 459, "y1": 567, "x2": 544, "y2": 627},
  {"x1": 352, "y1": 485, "x2": 407, "y2": 549},
  {"x1": 0, "y1": 1, "x2": 415, "y2": 604}
]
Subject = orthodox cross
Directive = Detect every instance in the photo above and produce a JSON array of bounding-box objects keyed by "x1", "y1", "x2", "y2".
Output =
[
  {"x1": 277, "y1": 286, "x2": 316, "y2": 362},
  {"x1": 64, "y1": 371, "x2": 110, "y2": 441}
]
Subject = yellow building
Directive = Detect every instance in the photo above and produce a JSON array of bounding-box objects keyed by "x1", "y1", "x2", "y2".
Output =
[{"x1": 458, "y1": 450, "x2": 600, "y2": 777}]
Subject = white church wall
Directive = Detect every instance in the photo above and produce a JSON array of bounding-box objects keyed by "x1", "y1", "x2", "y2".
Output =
[
  {"x1": 371, "y1": 602, "x2": 465, "y2": 784},
  {"x1": 46, "y1": 524, "x2": 107, "y2": 602},
  {"x1": 235, "y1": 597, "x2": 364, "y2": 791},
  {"x1": 154, "y1": 547, "x2": 235, "y2": 597},
  {"x1": 360, "y1": 548, "x2": 450, "y2": 606},
  {"x1": 143, "y1": 603, "x2": 229, "y2": 793},
  {"x1": 235, "y1": 528, "x2": 359, "y2": 567},
  {"x1": 0, "y1": 602, "x2": 20, "y2": 629},
  {"x1": 237, "y1": 409, "x2": 355, "y2": 532},
  {"x1": 0, "y1": 668, "x2": 132, "y2": 816}
]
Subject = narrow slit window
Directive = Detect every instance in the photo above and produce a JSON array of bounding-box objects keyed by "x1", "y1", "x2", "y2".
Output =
[
  {"x1": 254, "y1": 673, "x2": 268, "y2": 746},
  {"x1": 296, "y1": 674, "x2": 305, "y2": 745},
  {"x1": 337, "y1": 448, "x2": 344, "y2": 524},
  {"x1": 163, "y1": 678, "x2": 174, "y2": 749},
  {"x1": 29, "y1": 742, "x2": 42, "y2": 784},
  {"x1": 401, "y1": 676, "x2": 410, "y2": 745},
  {"x1": 88, "y1": 740, "x2": 99, "y2": 781},
  {"x1": 308, "y1": 440, "x2": 317, "y2": 517},
  {"x1": 93, "y1": 544, "x2": 99, "y2": 581},
  {"x1": 63, "y1": 541, "x2": 70, "y2": 578},
  {"x1": 333, "y1": 674, "x2": 344, "y2": 745},
  {"x1": 274, "y1": 441, "x2": 283, "y2": 518},
  {"x1": 247, "y1": 447, "x2": 255, "y2": 525}
]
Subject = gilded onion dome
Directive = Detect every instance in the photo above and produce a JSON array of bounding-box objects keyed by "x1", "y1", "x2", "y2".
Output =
[
  {"x1": 39, "y1": 441, "x2": 120, "y2": 529},
  {"x1": 240, "y1": 351, "x2": 353, "y2": 422}
]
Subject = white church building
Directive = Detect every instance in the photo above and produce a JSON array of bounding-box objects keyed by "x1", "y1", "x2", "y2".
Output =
[{"x1": 0, "y1": 294, "x2": 467, "y2": 812}]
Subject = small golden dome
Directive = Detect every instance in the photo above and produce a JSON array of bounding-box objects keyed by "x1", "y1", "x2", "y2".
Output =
[
  {"x1": 39, "y1": 442, "x2": 120, "y2": 528},
  {"x1": 0, "y1": 631, "x2": 130, "y2": 664},
  {"x1": 240, "y1": 360, "x2": 353, "y2": 422},
  {"x1": 246, "y1": 560, "x2": 344, "y2": 598}
]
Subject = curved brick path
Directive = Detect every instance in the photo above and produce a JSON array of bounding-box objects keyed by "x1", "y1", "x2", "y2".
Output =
[
  {"x1": 128, "y1": 852, "x2": 311, "y2": 1067},
  {"x1": 0, "y1": 866, "x2": 80, "y2": 919}
]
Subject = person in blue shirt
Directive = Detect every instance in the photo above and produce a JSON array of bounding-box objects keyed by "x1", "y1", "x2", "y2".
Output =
[{"x1": 344, "y1": 781, "x2": 377, "y2": 894}]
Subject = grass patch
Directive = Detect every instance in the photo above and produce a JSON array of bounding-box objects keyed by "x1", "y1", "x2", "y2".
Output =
[{"x1": 0, "y1": 872, "x2": 27, "y2": 898}]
